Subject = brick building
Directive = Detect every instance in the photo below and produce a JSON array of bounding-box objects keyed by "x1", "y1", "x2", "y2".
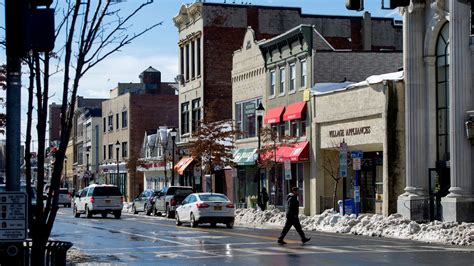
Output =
[{"x1": 99, "y1": 67, "x2": 178, "y2": 201}]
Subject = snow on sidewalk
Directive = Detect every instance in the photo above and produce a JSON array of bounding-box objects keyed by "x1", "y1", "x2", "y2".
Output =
[{"x1": 234, "y1": 208, "x2": 474, "y2": 246}]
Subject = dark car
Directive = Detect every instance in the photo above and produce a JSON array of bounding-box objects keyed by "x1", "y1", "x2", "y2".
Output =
[
  {"x1": 131, "y1": 189, "x2": 160, "y2": 215},
  {"x1": 153, "y1": 186, "x2": 193, "y2": 218}
]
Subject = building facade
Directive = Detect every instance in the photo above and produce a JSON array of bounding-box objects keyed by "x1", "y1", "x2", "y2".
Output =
[
  {"x1": 312, "y1": 72, "x2": 406, "y2": 216},
  {"x1": 257, "y1": 24, "x2": 402, "y2": 215},
  {"x1": 231, "y1": 27, "x2": 265, "y2": 206},
  {"x1": 397, "y1": 0, "x2": 474, "y2": 222},
  {"x1": 174, "y1": 1, "x2": 403, "y2": 196},
  {"x1": 99, "y1": 68, "x2": 178, "y2": 201}
]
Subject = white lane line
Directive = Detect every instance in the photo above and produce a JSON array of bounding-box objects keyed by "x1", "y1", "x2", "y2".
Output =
[{"x1": 79, "y1": 241, "x2": 272, "y2": 251}]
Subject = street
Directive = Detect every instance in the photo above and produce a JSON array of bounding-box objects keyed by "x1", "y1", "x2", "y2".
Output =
[{"x1": 50, "y1": 209, "x2": 474, "y2": 265}]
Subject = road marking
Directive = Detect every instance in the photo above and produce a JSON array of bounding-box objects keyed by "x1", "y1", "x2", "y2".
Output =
[{"x1": 134, "y1": 219, "x2": 300, "y2": 244}]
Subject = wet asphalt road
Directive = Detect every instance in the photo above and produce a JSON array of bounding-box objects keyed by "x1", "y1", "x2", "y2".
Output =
[{"x1": 51, "y1": 208, "x2": 474, "y2": 265}]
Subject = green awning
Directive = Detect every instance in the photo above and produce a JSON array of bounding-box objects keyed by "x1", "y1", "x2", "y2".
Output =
[{"x1": 233, "y1": 148, "x2": 257, "y2": 166}]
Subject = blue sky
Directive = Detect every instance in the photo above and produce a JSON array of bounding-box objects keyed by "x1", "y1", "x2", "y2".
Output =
[{"x1": 0, "y1": 0, "x2": 401, "y2": 145}]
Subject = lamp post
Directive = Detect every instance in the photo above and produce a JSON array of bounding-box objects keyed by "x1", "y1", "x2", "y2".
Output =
[
  {"x1": 170, "y1": 128, "x2": 177, "y2": 186},
  {"x1": 115, "y1": 140, "x2": 120, "y2": 190},
  {"x1": 256, "y1": 103, "x2": 265, "y2": 208},
  {"x1": 64, "y1": 156, "x2": 67, "y2": 188},
  {"x1": 86, "y1": 147, "x2": 90, "y2": 186}
]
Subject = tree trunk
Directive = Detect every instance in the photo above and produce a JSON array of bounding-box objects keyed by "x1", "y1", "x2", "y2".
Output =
[{"x1": 332, "y1": 179, "x2": 339, "y2": 211}]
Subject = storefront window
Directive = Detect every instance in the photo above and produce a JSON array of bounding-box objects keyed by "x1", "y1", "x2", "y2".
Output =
[
  {"x1": 270, "y1": 163, "x2": 305, "y2": 207},
  {"x1": 235, "y1": 98, "x2": 261, "y2": 139}
]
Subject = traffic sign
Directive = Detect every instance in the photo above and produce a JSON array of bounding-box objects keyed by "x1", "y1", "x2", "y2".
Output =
[
  {"x1": 354, "y1": 186, "x2": 360, "y2": 203},
  {"x1": 0, "y1": 192, "x2": 27, "y2": 241},
  {"x1": 353, "y1": 157, "x2": 361, "y2": 170},
  {"x1": 284, "y1": 161, "x2": 292, "y2": 180},
  {"x1": 339, "y1": 142, "x2": 348, "y2": 177},
  {"x1": 351, "y1": 150, "x2": 363, "y2": 158}
]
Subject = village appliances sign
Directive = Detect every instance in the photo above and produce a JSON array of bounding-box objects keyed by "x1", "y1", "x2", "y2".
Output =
[{"x1": 329, "y1": 126, "x2": 371, "y2": 138}]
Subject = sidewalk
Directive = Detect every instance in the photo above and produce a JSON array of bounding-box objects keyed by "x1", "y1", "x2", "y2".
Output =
[{"x1": 234, "y1": 208, "x2": 474, "y2": 246}]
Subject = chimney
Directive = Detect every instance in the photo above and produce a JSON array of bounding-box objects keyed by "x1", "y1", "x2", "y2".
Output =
[{"x1": 362, "y1": 11, "x2": 372, "y2": 51}]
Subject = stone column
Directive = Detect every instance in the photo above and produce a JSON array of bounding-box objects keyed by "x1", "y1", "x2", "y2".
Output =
[
  {"x1": 397, "y1": 2, "x2": 430, "y2": 221},
  {"x1": 441, "y1": 0, "x2": 474, "y2": 222}
]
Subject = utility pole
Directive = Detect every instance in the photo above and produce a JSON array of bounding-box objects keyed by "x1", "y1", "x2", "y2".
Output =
[{"x1": 5, "y1": 0, "x2": 28, "y2": 191}]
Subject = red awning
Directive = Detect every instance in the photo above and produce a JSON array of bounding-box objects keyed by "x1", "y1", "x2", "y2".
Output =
[
  {"x1": 173, "y1": 157, "x2": 194, "y2": 175},
  {"x1": 283, "y1": 102, "x2": 307, "y2": 121},
  {"x1": 260, "y1": 141, "x2": 309, "y2": 162},
  {"x1": 263, "y1": 106, "x2": 285, "y2": 124}
]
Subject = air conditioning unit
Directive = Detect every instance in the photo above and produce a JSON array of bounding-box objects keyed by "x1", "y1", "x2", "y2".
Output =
[{"x1": 175, "y1": 74, "x2": 185, "y2": 85}]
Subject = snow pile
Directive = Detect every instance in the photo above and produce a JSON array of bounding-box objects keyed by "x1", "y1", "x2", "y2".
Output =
[
  {"x1": 234, "y1": 208, "x2": 474, "y2": 246},
  {"x1": 122, "y1": 202, "x2": 133, "y2": 213}
]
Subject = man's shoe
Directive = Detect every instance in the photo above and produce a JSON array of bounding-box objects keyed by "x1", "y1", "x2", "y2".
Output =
[
  {"x1": 277, "y1": 239, "x2": 287, "y2": 245},
  {"x1": 302, "y1": 237, "x2": 311, "y2": 244}
]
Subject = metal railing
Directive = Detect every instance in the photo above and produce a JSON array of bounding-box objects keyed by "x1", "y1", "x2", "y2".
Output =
[{"x1": 0, "y1": 240, "x2": 73, "y2": 266}]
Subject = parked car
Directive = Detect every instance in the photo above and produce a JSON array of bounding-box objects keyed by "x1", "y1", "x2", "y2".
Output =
[
  {"x1": 73, "y1": 184, "x2": 123, "y2": 219},
  {"x1": 58, "y1": 188, "x2": 71, "y2": 207},
  {"x1": 153, "y1": 186, "x2": 193, "y2": 218},
  {"x1": 175, "y1": 193, "x2": 235, "y2": 228},
  {"x1": 131, "y1": 189, "x2": 160, "y2": 215}
]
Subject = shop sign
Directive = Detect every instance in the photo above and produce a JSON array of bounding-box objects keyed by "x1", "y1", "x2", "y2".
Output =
[
  {"x1": 329, "y1": 126, "x2": 371, "y2": 138},
  {"x1": 284, "y1": 161, "x2": 292, "y2": 180}
]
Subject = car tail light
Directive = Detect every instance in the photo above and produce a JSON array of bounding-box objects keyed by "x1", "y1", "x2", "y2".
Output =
[
  {"x1": 226, "y1": 203, "x2": 235, "y2": 209},
  {"x1": 90, "y1": 197, "x2": 95, "y2": 203},
  {"x1": 170, "y1": 198, "x2": 177, "y2": 206},
  {"x1": 196, "y1": 202, "x2": 209, "y2": 208}
]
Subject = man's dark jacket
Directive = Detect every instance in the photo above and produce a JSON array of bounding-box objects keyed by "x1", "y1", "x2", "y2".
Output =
[{"x1": 286, "y1": 193, "x2": 299, "y2": 218}]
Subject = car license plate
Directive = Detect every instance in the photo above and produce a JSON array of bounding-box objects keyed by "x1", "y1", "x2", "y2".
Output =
[
  {"x1": 105, "y1": 199, "x2": 111, "y2": 203},
  {"x1": 214, "y1": 206, "x2": 222, "y2": 211}
]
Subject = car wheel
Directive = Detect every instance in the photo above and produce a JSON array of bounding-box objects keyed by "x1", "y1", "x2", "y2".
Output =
[
  {"x1": 101, "y1": 212, "x2": 108, "y2": 218},
  {"x1": 114, "y1": 211, "x2": 121, "y2": 219},
  {"x1": 132, "y1": 205, "x2": 138, "y2": 215},
  {"x1": 86, "y1": 206, "x2": 92, "y2": 218},
  {"x1": 175, "y1": 213, "x2": 182, "y2": 226},
  {"x1": 190, "y1": 213, "x2": 198, "y2": 228},
  {"x1": 73, "y1": 205, "x2": 80, "y2": 218},
  {"x1": 67, "y1": 203, "x2": 71, "y2": 208},
  {"x1": 210, "y1": 222, "x2": 217, "y2": 228},
  {"x1": 226, "y1": 221, "x2": 234, "y2": 229}
]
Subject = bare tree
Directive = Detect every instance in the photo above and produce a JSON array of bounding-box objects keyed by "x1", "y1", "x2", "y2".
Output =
[
  {"x1": 190, "y1": 102, "x2": 239, "y2": 191},
  {"x1": 22, "y1": 1, "x2": 161, "y2": 262}
]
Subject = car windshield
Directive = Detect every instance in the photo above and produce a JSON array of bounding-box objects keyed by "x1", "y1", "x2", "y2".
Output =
[
  {"x1": 167, "y1": 187, "x2": 193, "y2": 196},
  {"x1": 92, "y1": 186, "x2": 122, "y2": 196},
  {"x1": 59, "y1": 189, "x2": 69, "y2": 194},
  {"x1": 199, "y1": 194, "x2": 229, "y2": 202}
]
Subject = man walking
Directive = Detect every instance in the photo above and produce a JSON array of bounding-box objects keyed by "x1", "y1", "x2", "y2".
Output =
[{"x1": 277, "y1": 187, "x2": 311, "y2": 245}]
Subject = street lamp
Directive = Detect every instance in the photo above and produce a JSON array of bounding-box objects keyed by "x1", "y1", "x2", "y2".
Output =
[
  {"x1": 86, "y1": 147, "x2": 90, "y2": 186},
  {"x1": 64, "y1": 156, "x2": 68, "y2": 188},
  {"x1": 255, "y1": 103, "x2": 265, "y2": 208},
  {"x1": 115, "y1": 140, "x2": 120, "y2": 189},
  {"x1": 170, "y1": 128, "x2": 177, "y2": 186}
]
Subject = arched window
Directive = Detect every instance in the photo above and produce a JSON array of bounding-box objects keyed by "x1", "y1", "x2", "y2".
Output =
[{"x1": 435, "y1": 23, "x2": 450, "y2": 162}]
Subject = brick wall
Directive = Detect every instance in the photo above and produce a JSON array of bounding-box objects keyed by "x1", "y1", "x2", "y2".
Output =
[
  {"x1": 203, "y1": 26, "x2": 247, "y2": 121},
  {"x1": 128, "y1": 94, "x2": 178, "y2": 197}
]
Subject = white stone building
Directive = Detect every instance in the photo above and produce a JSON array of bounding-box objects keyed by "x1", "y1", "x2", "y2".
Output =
[{"x1": 397, "y1": 0, "x2": 474, "y2": 222}]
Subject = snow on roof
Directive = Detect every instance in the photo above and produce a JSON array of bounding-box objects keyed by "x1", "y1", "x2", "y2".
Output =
[{"x1": 311, "y1": 71, "x2": 404, "y2": 96}]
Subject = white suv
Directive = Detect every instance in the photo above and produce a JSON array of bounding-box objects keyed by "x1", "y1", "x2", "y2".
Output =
[{"x1": 73, "y1": 184, "x2": 123, "y2": 219}]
